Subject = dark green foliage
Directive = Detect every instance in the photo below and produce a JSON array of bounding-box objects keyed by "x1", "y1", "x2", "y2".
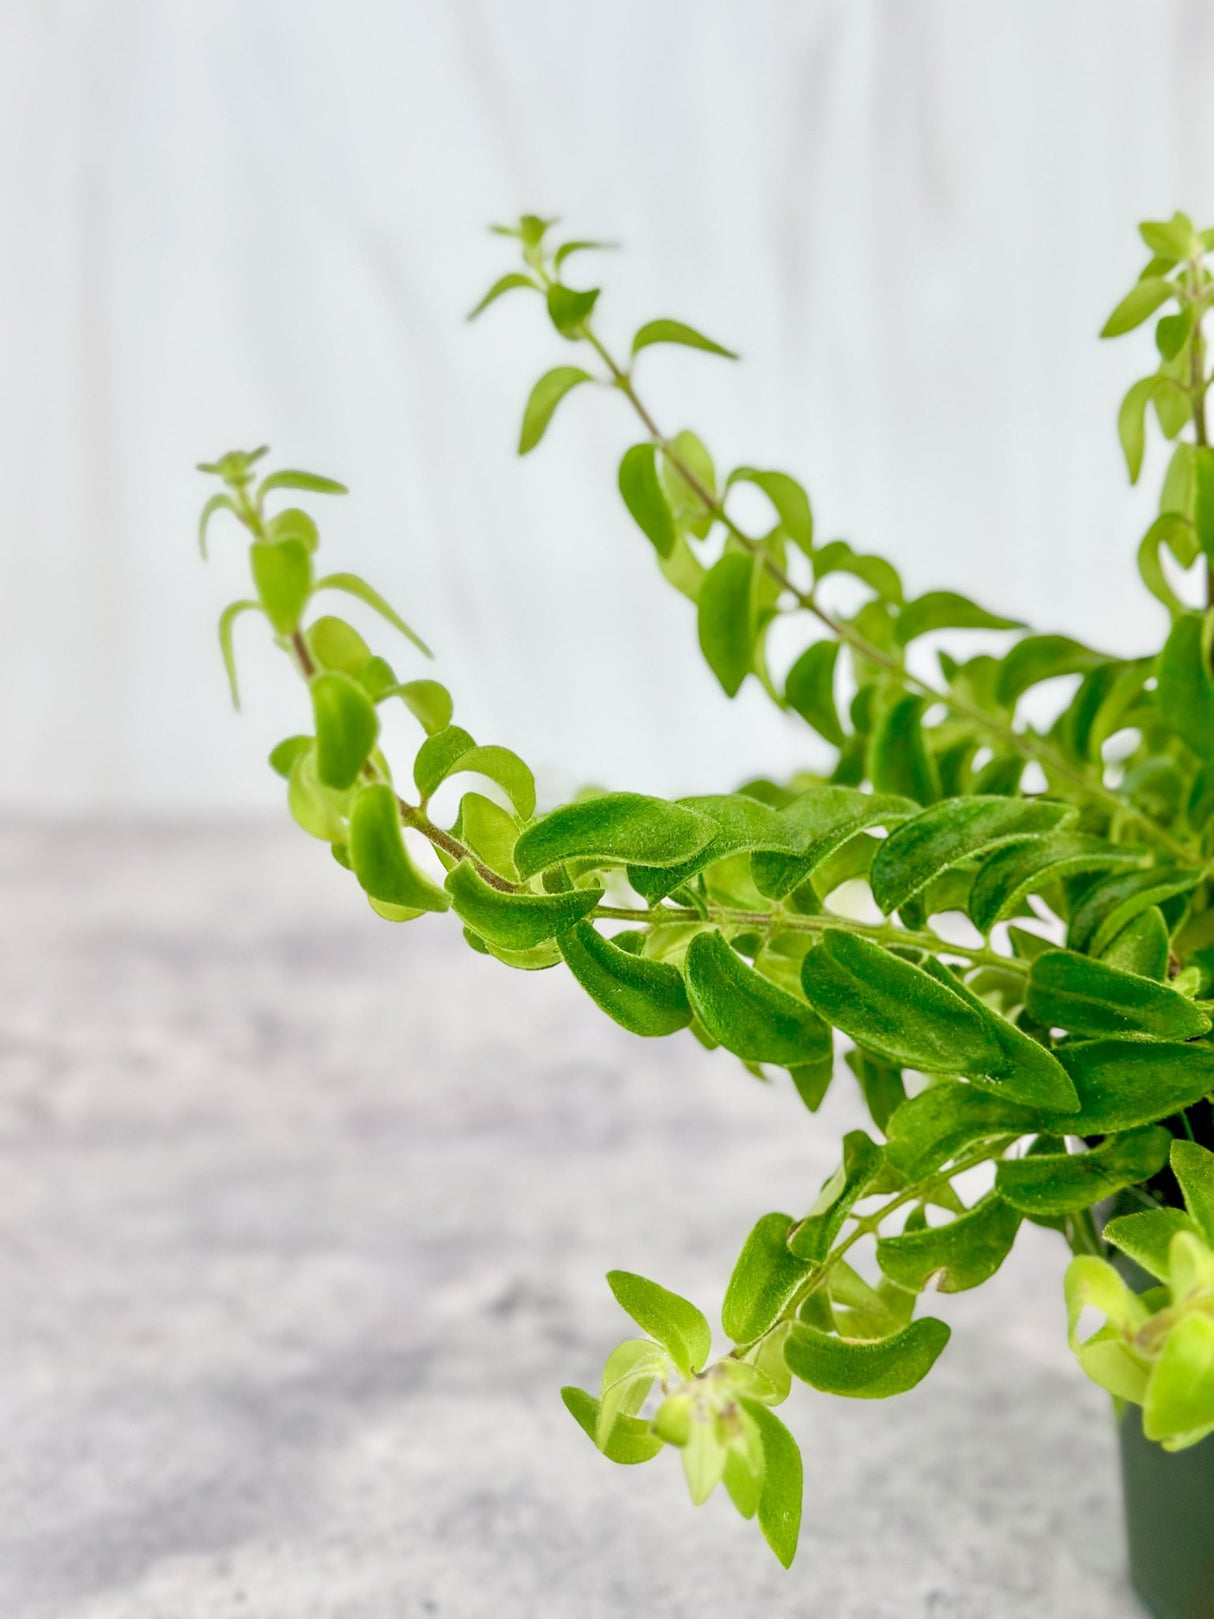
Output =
[
  {"x1": 1026, "y1": 949, "x2": 1211, "y2": 1039},
  {"x1": 785, "y1": 1318, "x2": 951, "y2": 1397},
  {"x1": 722, "y1": 1213, "x2": 813, "y2": 1341},
  {"x1": 558, "y1": 923, "x2": 692, "y2": 1036},
  {"x1": 1049, "y1": 1040, "x2": 1214, "y2": 1133},
  {"x1": 968, "y1": 834, "x2": 1147, "y2": 933},
  {"x1": 685, "y1": 932, "x2": 832, "y2": 1067},
  {"x1": 876, "y1": 1193, "x2": 1023, "y2": 1293},
  {"x1": 869, "y1": 695, "x2": 940, "y2": 804},
  {"x1": 997, "y1": 1128, "x2": 1173, "y2": 1216}
]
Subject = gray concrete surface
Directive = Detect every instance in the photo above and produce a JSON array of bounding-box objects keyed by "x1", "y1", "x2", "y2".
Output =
[{"x1": 0, "y1": 823, "x2": 1145, "y2": 1618}]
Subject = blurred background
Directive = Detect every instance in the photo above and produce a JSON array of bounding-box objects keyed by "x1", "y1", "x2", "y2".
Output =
[{"x1": 4, "y1": 0, "x2": 1214, "y2": 813}]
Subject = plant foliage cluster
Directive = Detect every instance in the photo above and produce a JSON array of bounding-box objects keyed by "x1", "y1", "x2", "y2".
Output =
[{"x1": 198, "y1": 210, "x2": 1214, "y2": 1565}]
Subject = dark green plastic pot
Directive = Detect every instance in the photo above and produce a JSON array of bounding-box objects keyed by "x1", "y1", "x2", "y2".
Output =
[{"x1": 1119, "y1": 1406, "x2": 1214, "y2": 1619}]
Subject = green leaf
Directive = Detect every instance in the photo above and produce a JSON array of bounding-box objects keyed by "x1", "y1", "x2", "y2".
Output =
[
  {"x1": 605, "y1": 1270, "x2": 712, "y2": 1378},
  {"x1": 267, "y1": 507, "x2": 319, "y2": 552},
  {"x1": 1144, "y1": 1312, "x2": 1214, "y2": 1446},
  {"x1": 257, "y1": 468, "x2": 348, "y2": 499},
  {"x1": 514, "y1": 792, "x2": 715, "y2": 879},
  {"x1": 1194, "y1": 446, "x2": 1214, "y2": 561},
  {"x1": 788, "y1": 1131, "x2": 885, "y2": 1263},
  {"x1": 561, "y1": 1386, "x2": 664, "y2": 1465},
  {"x1": 518, "y1": 367, "x2": 594, "y2": 453},
  {"x1": 968, "y1": 833, "x2": 1147, "y2": 933},
  {"x1": 1157, "y1": 611, "x2": 1214, "y2": 760},
  {"x1": 685, "y1": 932, "x2": 833, "y2": 1067},
  {"x1": 1067, "y1": 866, "x2": 1198, "y2": 955},
  {"x1": 660, "y1": 429, "x2": 717, "y2": 536},
  {"x1": 740, "y1": 1399, "x2": 803, "y2": 1567},
  {"x1": 869, "y1": 796, "x2": 1073, "y2": 916},
  {"x1": 995, "y1": 635, "x2": 1109, "y2": 707},
  {"x1": 250, "y1": 537, "x2": 312, "y2": 635},
  {"x1": 466, "y1": 272, "x2": 539, "y2": 320},
  {"x1": 198, "y1": 492, "x2": 238, "y2": 558},
  {"x1": 1118, "y1": 376, "x2": 1158, "y2": 483},
  {"x1": 1025, "y1": 949, "x2": 1211, "y2": 1039},
  {"x1": 307, "y1": 614, "x2": 372, "y2": 674},
  {"x1": 446, "y1": 861, "x2": 601, "y2": 950},
  {"x1": 869, "y1": 695, "x2": 940, "y2": 805},
  {"x1": 312, "y1": 572, "x2": 433, "y2": 659},
  {"x1": 1172, "y1": 1140, "x2": 1214, "y2": 1243},
  {"x1": 785, "y1": 1317, "x2": 950, "y2": 1397},
  {"x1": 845, "y1": 1047, "x2": 907, "y2": 1134},
  {"x1": 1104, "y1": 1207, "x2": 1200, "y2": 1281},
  {"x1": 554, "y1": 239, "x2": 616, "y2": 270},
  {"x1": 996, "y1": 1127, "x2": 1172, "y2": 1216},
  {"x1": 597, "y1": 1339, "x2": 669, "y2": 1447},
  {"x1": 390, "y1": 679, "x2": 453, "y2": 735},
  {"x1": 268, "y1": 735, "x2": 311, "y2": 780},
  {"x1": 286, "y1": 745, "x2": 353, "y2": 842},
  {"x1": 1139, "y1": 214, "x2": 1196, "y2": 258},
  {"x1": 628, "y1": 793, "x2": 797, "y2": 903},
  {"x1": 413, "y1": 727, "x2": 537, "y2": 819},
  {"x1": 698, "y1": 551, "x2": 757, "y2": 697},
  {"x1": 799, "y1": 931, "x2": 1002, "y2": 1076},
  {"x1": 348, "y1": 784, "x2": 450, "y2": 913},
  {"x1": 813, "y1": 540, "x2": 903, "y2": 603},
  {"x1": 217, "y1": 600, "x2": 263, "y2": 708},
  {"x1": 1099, "y1": 907, "x2": 1170, "y2": 980},
  {"x1": 1137, "y1": 517, "x2": 1187, "y2": 616},
  {"x1": 877, "y1": 1192, "x2": 1022, "y2": 1293},
  {"x1": 722, "y1": 1212, "x2": 814, "y2": 1342},
  {"x1": 785, "y1": 641, "x2": 845, "y2": 746},
  {"x1": 631, "y1": 318, "x2": 738, "y2": 360},
  {"x1": 618, "y1": 443, "x2": 677, "y2": 558},
  {"x1": 558, "y1": 922, "x2": 692, "y2": 1036},
  {"x1": 1047, "y1": 1040, "x2": 1214, "y2": 1134},
  {"x1": 311, "y1": 671, "x2": 379, "y2": 790},
  {"x1": 894, "y1": 591, "x2": 1024, "y2": 646},
  {"x1": 546, "y1": 283, "x2": 600, "y2": 336},
  {"x1": 1100, "y1": 276, "x2": 1175, "y2": 338},
  {"x1": 885, "y1": 1082, "x2": 1038, "y2": 1180},
  {"x1": 751, "y1": 787, "x2": 916, "y2": 899},
  {"x1": 1064, "y1": 1256, "x2": 1152, "y2": 1404},
  {"x1": 727, "y1": 468, "x2": 813, "y2": 553}
]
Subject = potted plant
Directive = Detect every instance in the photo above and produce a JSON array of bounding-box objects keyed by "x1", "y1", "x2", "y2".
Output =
[{"x1": 196, "y1": 211, "x2": 1214, "y2": 1617}]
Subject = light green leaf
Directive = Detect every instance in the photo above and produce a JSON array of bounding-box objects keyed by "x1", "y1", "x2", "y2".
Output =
[
  {"x1": 618, "y1": 442, "x2": 677, "y2": 558},
  {"x1": 727, "y1": 468, "x2": 813, "y2": 553},
  {"x1": 660, "y1": 430, "x2": 717, "y2": 535},
  {"x1": 267, "y1": 507, "x2": 319, "y2": 552},
  {"x1": 307, "y1": 614, "x2": 372, "y2": 674},
  {"x1": 698, "y1": 550, "x2": 757, "y2": 697},
  {"x1": 1104, "y1": 1206, "x2": 1200, "y2": 1281},
  {"x1": 413, "y1": 726, "x2": 536, "y2": 819},
  {"x1": 869, "y1": 796, "x2": 1073, "y2": 916},
  {"x1": 217, "y1": 599, "x2": 263, "y2": 708},
  {"x1": 456, "y1": 791, "x2": 521, "y2": 880},
  {"x1": 250, "y1": 537, "x2": 312, "y2": 635},
  {"x1": 869, "y1": 695, "x2": 940, "y2": 805},
  {"x1": 286, "y1": 745, "x2": 352, "y2": 842},
  {"x1": 257, "y1": 468, "x2": 348, "y2": 499},
  {"x1": 1048, "y1": 1040, "x2": 1214, "y2": 1135},
  {"x1": 1137, "y1": 517, "x2": 1187, "y2": 616},
  {"x1": 554, "y1": 239, "x2": 616, "y2": 270},
  {"x1": 722, "y1": 1213, "x2": 813, "y2": 1343},
  {"x1": 813, "y1": 539, "x2": 903, "y2": 603},
  {"x1": 446, "y1": 861, "x2": 600, "y2": 950},
  {"x1": 1171, "y1": 1140, "x2": 1214, "y2": 1244},
  {"x1": 740, "y1": 1399, "x2": 803, "y2": 1567},
  {"x1": 1139, "y1": 214, "x2": 1196, "y2": 259},
  {"x1": 561, "y1": 1386, "x2": 664, "y2": 1465},
  {"x1": 632, "y1": 318, "x2": 738, "y2": 360},
  {"x1": 198, "y1": 492, "x2": 239, "y2": 558},
  {"x1": 751, "y1": 787, "x2": 916, "y2": 899},
  {"x1": 466, "y1": 272, "x2": 539, "y2": 320},
  {"x1": 1100, "y1": 276, "x2": 1175, "y2": 338},
  {"x1": 685, "y1": 932, "x2": 833, "y2": 1068},
  {"x1": 268, "y1": 735, "x2": 311, "y2": 780},
  {"x1": 996, "y1": 1127, "x2": 1172, "y2": 1216},
  {"x1": 995, "y1": 635, "x2": 1109, "y2": 707},
  {"x1": 389, "y1": 678, "x2": 453, "y2": 735},
  {"x1": 310, "y1": 670, "x2": 379, "y2": 790},
  {"x1": 1144, "y1": 1312, "x2": 1214, "y2": 1445},
  {"x1": 597, "y1": 1339, "x2": 668, "y2": 1447},
  {"x1": 514, "y1": 792, "x2": 715, "y2": 879},
  {"x1": 312, "y1": 572, "x2": 432, "y2": 659},
  {"x1": 605, "y1": 1270, "x2": 713, "y2": 1378},
  {"x1": 558, "y1": 922, "x2": 692, "y2": 1036},
  {"x1": 784, "y1": 641, "x2": 845, "y2": 746},
  {"x1": 788, "y1": 1131, "x2": 885, "y2": 1263},
  {"x1": 349, "y1": 784, "x2": 449, "y2": 913},
  {"x1": 1156, "y1": 611, "x2": 1214, "y2": 760},
  {"x1": 784, "y1": 1317, "x2": 950, "y2": 1397},
  {"x1": 1118, "y1": 375, "x2": 1158, "y2": 483},
  {"x1": 518, "y1": 367, "x2": 594, "y2": 453},
  {"x1": 547, "y1": 283, "x2": 600, "y2": 336},
  {"x1": 895, "y1": 591, "x2": 1024, "y2": 646},
  {"x1": 1026, "y1": 949, "x2": 1211, "y2": 1039}
]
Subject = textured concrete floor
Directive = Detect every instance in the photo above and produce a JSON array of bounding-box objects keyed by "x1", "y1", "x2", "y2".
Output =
[{"x1": 0, "y1": 822, "x2": 1146, "y2": 1618}]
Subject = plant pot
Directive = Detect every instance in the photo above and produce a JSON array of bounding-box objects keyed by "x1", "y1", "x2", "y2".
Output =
[{"x1": 1119, "y1": 1405, "x2": 1214, "y2": 1619}]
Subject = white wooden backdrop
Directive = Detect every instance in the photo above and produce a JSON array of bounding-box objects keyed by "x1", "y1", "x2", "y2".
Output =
[{"x1": 4, "y1": 0, "x2": 1214, "y2": 813}]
